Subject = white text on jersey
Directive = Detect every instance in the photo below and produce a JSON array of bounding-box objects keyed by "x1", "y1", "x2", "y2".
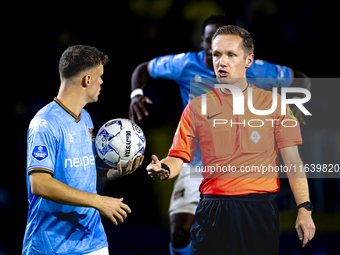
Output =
[{"x1": 65, "y1": 155, "x2": 95, "y2": 169}]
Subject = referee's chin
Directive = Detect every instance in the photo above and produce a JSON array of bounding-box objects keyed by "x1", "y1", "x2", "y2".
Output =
[{"x1": 217, "y1": 76, "x2": 241, "y2": 85}]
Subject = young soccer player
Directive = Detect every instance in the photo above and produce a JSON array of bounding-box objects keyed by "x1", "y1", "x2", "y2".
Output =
[
  {"x1": 23, "y1": 45, "x2": 143, "y2": 255},
  {"x1": 147, "y1": 25, "x2": 315, "y2": 255},
  {"x1": 130, "y1": 14, "x2": 311, "y2": 255}
]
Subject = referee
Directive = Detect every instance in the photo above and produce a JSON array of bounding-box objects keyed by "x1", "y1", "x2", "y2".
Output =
[{"x1": 147, "y1": 25, "x2": 315, "y2": 255}]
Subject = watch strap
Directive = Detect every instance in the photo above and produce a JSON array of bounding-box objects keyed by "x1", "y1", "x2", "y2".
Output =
[{"x1": 297, "y1": 201, "x2": 313, "y2": 211}]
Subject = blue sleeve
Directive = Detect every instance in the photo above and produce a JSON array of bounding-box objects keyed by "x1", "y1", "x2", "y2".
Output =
[
  {"x1": 147, "y1": 53, "x2": 188, "y2": 83},
  {"x1": 27, "y1": 116, "x2": 58, "y2": 176},
  {"x1": 246, "y1": 59, "x2": 294, "y2": 90}
]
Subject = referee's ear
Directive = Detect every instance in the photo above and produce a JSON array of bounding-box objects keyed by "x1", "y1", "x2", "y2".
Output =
[{"x1": 245, "y1": 53, "x2": 254, "y2": 69}]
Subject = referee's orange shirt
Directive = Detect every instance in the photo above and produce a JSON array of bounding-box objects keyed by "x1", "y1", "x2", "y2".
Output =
[{"x1": 168, "y1": 84, "x2": 302, "y2": 196}]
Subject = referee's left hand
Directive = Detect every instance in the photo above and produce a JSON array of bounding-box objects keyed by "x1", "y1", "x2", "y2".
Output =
[{"x1": 295, "y1": 209, "x2": 316, "y2": 247}]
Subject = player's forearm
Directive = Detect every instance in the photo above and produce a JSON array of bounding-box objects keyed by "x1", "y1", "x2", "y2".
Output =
[
  {"x1": 103, "y1": 169, "x2": 122, "y2": 180},
  {"x1": 161, "y1": 156, "x2": 184, "y2": 179},
  {"x1": 96, "y1": 156, "x2": 118, "y2": 181},
  {"x1": 30, "y1": 173, "x2": 99, "y2": 208},
  {"x1": 131, "y1": 62, "x2": 150, "y2": 91},
  {"x1": 97, "y1": 169, "x2": 111, "y2": 181},
  {"x1": 97, "y1": 167, "x2": 118, "y2": 181}
]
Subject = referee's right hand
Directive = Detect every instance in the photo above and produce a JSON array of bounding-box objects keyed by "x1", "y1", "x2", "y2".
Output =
[{"x1": 95, "y1": 196, "x2": 131, "y2": 225}]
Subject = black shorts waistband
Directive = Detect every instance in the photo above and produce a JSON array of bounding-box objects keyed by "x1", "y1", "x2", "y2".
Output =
[{"x1": 201, "y1": 193, "x2": 274, "y2": 201}]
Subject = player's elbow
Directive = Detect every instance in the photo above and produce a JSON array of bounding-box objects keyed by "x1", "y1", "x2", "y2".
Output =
[
  {"x1": 132, "y1": 61, "x2": 151, "y2": 84},
  {"x1": 29, "y1": 173, "x2": 51, "y2": 197},
  {"x1": 30, "y1": 180, "x2": 43, "y2": 197}
]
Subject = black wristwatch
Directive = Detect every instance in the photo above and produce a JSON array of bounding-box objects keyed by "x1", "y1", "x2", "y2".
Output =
[{"x1": 297, "y1": 201, "x2": 313, "y2": 212}]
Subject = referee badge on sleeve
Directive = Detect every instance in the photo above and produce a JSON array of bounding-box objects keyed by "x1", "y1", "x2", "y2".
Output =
[{"x1": 287, "y1": 106, "x2": 298, "y2": 121}]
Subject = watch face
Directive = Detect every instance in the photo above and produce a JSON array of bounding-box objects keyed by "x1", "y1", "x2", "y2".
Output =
[
  {"x1": 300, "y1": 202, "x2": 313, "y2": 211},
  {"x1": 305, "y1": 202, "x2": 313, "y2": 210}
]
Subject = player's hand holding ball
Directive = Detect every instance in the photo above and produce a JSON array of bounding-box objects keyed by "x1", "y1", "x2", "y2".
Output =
[
  {"x1": 94, "y1": 118, "x2": 146, "y2": 224},
  {"x1": 106, "y1": 156, "x2": 144, "y2": 180}
]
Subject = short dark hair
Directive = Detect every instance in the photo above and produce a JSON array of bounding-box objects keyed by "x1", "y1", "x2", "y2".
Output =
[
  {"x1": 202, "y1": 14, "x2": 237, "y2": 34},
  {"x1": 212, "y1": 25, "x2": 254, "y2": 56},
  {"x1": 59, "y1": 45, "x2": 109, "y2": 79}
]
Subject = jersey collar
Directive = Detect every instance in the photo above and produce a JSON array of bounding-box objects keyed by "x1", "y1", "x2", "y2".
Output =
[{"x1": 54, "y1": 97, "x2": 81, "y2": 123}]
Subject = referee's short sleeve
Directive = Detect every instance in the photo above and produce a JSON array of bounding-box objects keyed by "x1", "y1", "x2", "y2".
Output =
[{"x1": 275, "y1": 105, "x2": 302, "y2": 149}]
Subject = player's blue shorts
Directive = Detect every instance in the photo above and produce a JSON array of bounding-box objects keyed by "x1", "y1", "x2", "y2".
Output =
[{"x1": 191, "y1": 193, "x2": 280, "y2": 255}]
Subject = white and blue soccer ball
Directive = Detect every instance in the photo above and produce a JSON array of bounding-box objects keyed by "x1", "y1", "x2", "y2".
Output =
[{"x1": 95, "y1": 118, "x2": 146, "y2": 168}]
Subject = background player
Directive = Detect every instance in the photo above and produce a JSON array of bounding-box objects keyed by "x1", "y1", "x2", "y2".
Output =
[
  {"x1": 129, "y1": 14, "x2": 311, "y2": 255},
  {"x1": 146, "y1": 25, "x2": 315, "y2": 255},
  {"x1": 23, "y1": 45, "x2": 143, "y2": 255}
]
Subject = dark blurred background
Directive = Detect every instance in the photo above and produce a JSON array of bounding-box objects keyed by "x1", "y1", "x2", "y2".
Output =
[{"x1": 2, "y1": 0, "x2": 340, "y2": 254}]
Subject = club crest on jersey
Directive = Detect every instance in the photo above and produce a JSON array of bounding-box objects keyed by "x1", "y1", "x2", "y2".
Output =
[
  {"x1": 32, "y1": 145, "x2": 49, "y2": 161},
  {"x1": 88, "y1": 128, "x2": 94, "y2": 141}
]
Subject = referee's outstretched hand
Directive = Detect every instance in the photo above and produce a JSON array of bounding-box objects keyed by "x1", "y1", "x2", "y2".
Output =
[{"x1": 146, "y1": 155, "x2": 170, "y2": 181}]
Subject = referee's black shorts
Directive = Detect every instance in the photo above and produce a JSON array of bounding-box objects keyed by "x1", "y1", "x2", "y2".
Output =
[{"x1": 191, "y1": 193, "x2": 280, "y2": 255}]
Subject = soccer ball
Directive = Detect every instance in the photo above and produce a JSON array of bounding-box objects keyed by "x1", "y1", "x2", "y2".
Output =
[{"x1": 95, "y1": 118, "x2": 146, "y2": 168}]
